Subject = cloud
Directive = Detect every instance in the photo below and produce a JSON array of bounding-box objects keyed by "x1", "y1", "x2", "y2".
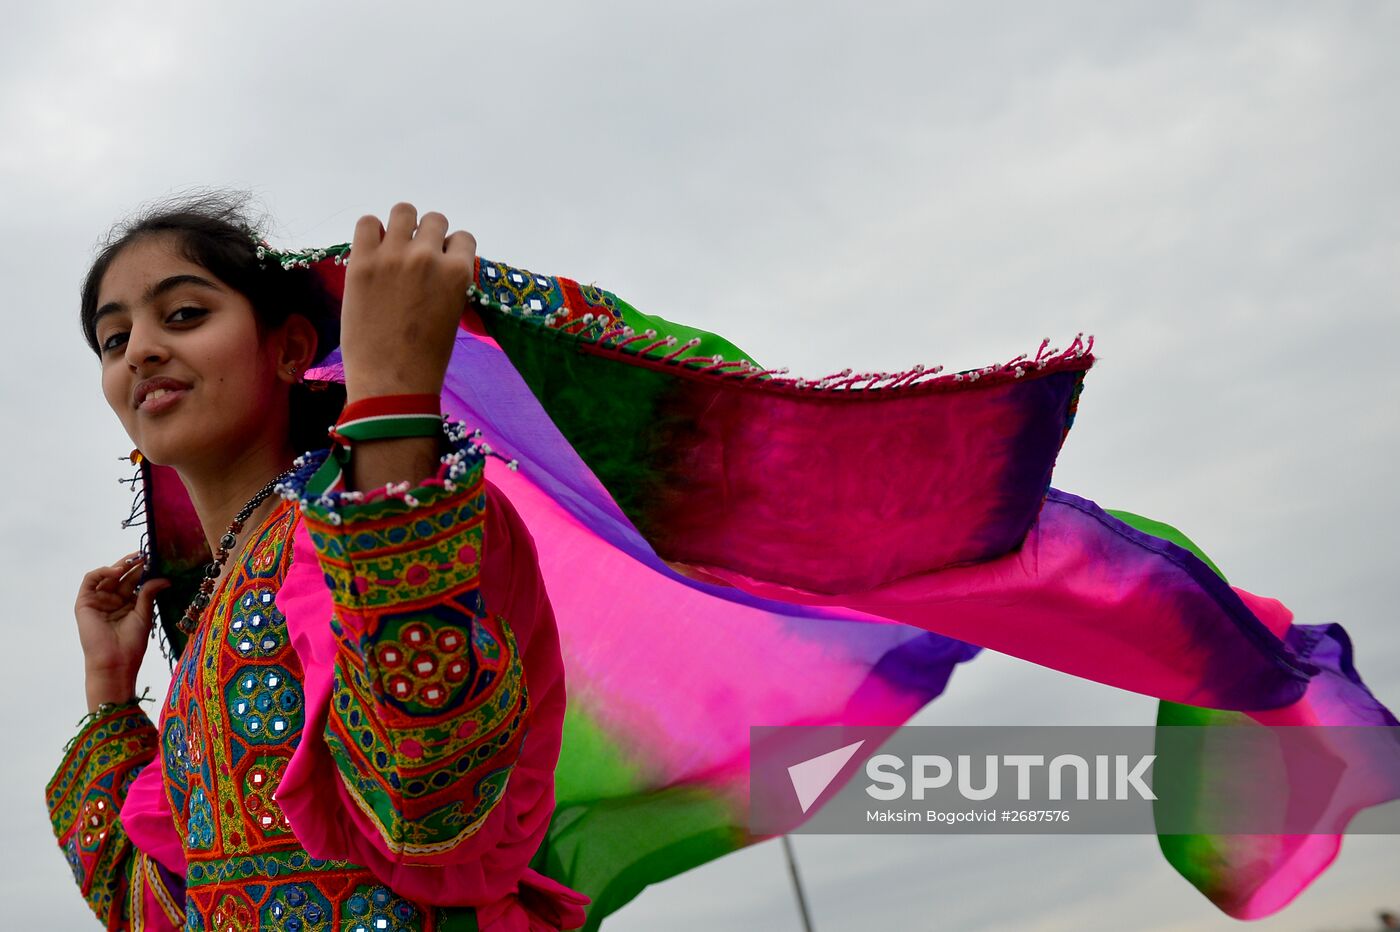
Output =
[{"x1": 3, "y1": 1, "x2": 1396, "y2": 928}]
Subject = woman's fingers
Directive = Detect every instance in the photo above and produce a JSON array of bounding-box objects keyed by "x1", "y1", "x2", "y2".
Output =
[
  {"x1": 85, "y1": 554, "x2": 140, "y2": 594},
  {"x1": 354, "y1": 203, "x2": 459, "y2": 255},
  {"x1": 113, "y1": 560, "x2": 145, "y2": 600},
  {"x1": 82, "y1": 589, "x2": 126, "y2": 614},
  {"x1": 352, "y1": 213, "x2": 386, "y2": 255},
  {"x1": 443, "y1": 230, "x2": 477, "y2": 286},
  {"x1": 134, "y1": 578, "x2": 172, "y2": 623},
  {"x1": 385, "y1": 202, "x2": 419, "y2": 243},
  {"x1": 414, "y1": 211, "x2": 449, "y2": 252},
  {"x1": 444, "y1": 229, "x2": 477, "y2": 263},
  {"x1": 339, "y1": 201, "x2": 478, "y2": 400}
]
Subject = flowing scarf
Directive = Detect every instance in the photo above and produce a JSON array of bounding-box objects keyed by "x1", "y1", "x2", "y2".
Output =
[{"x1": 127, "y1": 244, "x2": 1399, "y2": 929}]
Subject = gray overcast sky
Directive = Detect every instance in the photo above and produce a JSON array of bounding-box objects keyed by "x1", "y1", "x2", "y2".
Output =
[{"x1": 3, "y1": 2, "x2": 1397, "y2": 929}]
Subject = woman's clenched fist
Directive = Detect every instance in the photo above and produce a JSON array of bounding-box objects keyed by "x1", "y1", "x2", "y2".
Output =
[{"x1": 338, "y1": 202, "x2": 477, "y2": 404}]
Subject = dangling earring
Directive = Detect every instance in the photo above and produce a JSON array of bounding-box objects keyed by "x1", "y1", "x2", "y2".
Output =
[{"x1": 128, "y1": 448, "x2": 143, "y2": 465}]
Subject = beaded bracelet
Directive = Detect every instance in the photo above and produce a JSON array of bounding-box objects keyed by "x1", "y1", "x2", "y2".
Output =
[
  {"x1": 63, "y1": 689, "x2": 153, "y2": 753},
  {"x1": 90, "y1": 691, "x2": 151, "y2": 719}
]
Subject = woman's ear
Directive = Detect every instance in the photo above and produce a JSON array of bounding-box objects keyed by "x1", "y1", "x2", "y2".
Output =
[{"x1": 278, "y1": 313, "x2": 320, "y2": 379}]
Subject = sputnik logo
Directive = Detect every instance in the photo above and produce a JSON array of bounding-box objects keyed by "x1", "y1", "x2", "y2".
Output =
[{"x1": 787, "y1": 739, "x2": 866, "y2": 813}]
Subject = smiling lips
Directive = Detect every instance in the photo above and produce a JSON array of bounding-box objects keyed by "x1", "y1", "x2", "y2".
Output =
[
  {"x1": 138, "y1": 387, "x2": 189, "y2": 413},
  {"x1": 134, "y1": 378, "x2": 192, "y2": 412}
]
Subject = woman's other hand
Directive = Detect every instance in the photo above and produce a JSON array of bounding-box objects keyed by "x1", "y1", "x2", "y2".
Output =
[
  {"x1": 75, "y1": 552, "x2": 170, "y2": 712},
  {"x1": 339, "y1": 202, "x2": 477, "y2": 403}
]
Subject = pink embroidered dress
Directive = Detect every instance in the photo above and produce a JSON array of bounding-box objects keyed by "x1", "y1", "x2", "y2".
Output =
[{"x1": 46, "y1": 419, "x2": 590, "y2": 931}]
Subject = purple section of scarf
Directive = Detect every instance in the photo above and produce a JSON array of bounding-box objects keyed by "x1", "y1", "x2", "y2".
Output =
[{"x1": 1169, "y1": 622, "x2": 1400, "y2": 920}]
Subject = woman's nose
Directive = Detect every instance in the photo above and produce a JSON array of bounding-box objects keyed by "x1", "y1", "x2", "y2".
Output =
[{"x1": 123, "y1": 318, "x2": 169, "y2": 368}]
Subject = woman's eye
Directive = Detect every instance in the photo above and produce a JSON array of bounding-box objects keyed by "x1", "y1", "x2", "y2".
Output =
[
  {"x1": 99, "y1": 307, "x2": 206, "y2": 353},
  {"x1": 169, "y1": 306, "x2": 207, "y2": 323}
]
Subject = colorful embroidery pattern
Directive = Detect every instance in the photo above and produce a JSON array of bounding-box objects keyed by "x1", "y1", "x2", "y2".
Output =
[
  {"x1": 477, "y1": 258, "x2": 618, "y2": 332},
  {"x1": 160, "y1": 499, "x2": 387, "y2": 926},
  {"x1": 47, "y1": 423, "x2": 524, "y2": 929},
  {"x1": 290, "y1": 422, "x2": 530, "y2": 859},
  {"x1": 157, "y1": 479, "x2": 500, "y2": 928},
  {"x1": 46, "y1": 702, "x2": 161, "y2": 927}
]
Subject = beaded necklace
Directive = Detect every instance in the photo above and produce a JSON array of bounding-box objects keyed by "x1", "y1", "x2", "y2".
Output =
[{"x1": 176, "y1": 468, "x2": 296, "y2": 635}]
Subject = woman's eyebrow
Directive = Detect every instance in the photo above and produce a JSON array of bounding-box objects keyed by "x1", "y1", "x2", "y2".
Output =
[{"x1": 94, "y1": 274, "x2": 223, "y2": 328}]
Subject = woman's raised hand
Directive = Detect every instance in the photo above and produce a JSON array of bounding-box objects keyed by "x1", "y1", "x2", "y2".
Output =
[
  {"x1": 339, "y1": 202, "x2": 478, "y2": 404},
  {"x1": 75, "y1": 552, "x2": 171, "y2": 713}
]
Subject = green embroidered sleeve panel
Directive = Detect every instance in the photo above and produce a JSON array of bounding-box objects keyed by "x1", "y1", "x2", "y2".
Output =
[
  {"x1": 280, "y1": 419, "x2": 531, "y2": 862},
  {"x1": 46, "y1": 701, "x2": 164, "y2": 929}
]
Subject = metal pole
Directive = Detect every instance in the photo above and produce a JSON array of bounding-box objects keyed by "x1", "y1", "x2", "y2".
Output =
[{"x1": 781, "y1": 834, "x2": 816, "y2": 932}]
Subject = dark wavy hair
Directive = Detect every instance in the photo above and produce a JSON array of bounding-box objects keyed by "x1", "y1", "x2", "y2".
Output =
[{"x1": 79, "y1": 191, "x2": 345, "y2": 453}]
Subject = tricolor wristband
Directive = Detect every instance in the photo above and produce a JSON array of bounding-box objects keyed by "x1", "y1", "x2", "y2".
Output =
[
  {"x1": 328, "y1": 393, "x2": 443, "y2": 446},
  {"x1": 304, "y1": 393, "x2": 445, "y2": 498}
]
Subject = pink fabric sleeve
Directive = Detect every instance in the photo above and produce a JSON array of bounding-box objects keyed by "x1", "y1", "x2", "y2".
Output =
[{"x1": 273, "y1": 451, "x2": 588, "y2": 930}]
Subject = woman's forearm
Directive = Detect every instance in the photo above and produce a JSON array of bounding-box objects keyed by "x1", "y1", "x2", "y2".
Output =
[
  {"x1": 342, "y1": 434, "x2": 441, "y2": 495},
  {"x1": 84, "y1": 666, "x2": 139, "y2": 714}
]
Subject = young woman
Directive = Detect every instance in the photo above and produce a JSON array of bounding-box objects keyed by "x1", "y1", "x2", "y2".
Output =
[
  {"x1": 51, "y1": 193, "x2": 1399, "y2": 931},
  {"x1": 53, "y1": 196, "x2": 589, "y2": 930}
]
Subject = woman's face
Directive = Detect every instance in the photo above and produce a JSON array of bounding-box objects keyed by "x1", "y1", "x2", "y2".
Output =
[{"x1": 94, "y1": 234, "x2": 291, "y2": 470}]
